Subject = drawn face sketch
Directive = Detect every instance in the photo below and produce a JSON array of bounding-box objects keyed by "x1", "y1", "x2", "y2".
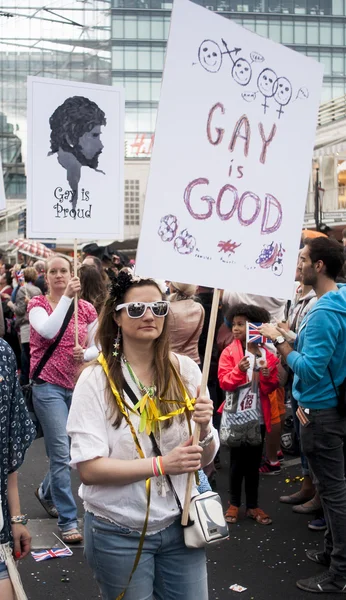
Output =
[
  {"x1": 273, "y1": 77, "x2": 292, "y2": 117},
  {"x1": 232, "y1": 58, "x2": 252, "y2": 86},
  {"x1": 198, "y1": 40, "x2": 222, "y2": 73},
  {"x1": 257, "y1": 68, "x2": 277, "y2": 114},
  {"x1": 257, "y1": 68, "x2": 277, "y2": 97}
]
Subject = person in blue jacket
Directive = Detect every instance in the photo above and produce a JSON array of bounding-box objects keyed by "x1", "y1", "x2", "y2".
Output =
[{"x1": 260, "y1": 236, "x2": 346, "y2": 595}]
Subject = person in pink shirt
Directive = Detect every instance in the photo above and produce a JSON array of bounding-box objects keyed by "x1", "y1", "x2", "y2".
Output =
[{"x1": 28, "y1": 255, "x2": 98, "y2": 544}]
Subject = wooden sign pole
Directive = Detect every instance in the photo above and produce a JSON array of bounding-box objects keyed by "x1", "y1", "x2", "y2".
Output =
[
  {"x1": 73, "y1": 238, "x2": 79, "y2": 346},
  {"x1": 181, "y1": 287, "x2": 221, "y2": 526}
]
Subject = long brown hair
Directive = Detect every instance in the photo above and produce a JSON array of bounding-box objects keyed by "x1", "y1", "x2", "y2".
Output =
[
  {"x1": 79, "y1": 264, "x2": 108, "y2": 315},
  {"x1": 96, "y1": 279, "x2": 188, "y2": 428}
]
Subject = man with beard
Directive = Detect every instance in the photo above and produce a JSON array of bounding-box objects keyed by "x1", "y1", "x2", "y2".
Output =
[
  {"x1": 260, "y1": 237, "x2": 346, "y2": 594},
  {"x1": 48, "y1": 96, "x2": 106, "y2": 209}
]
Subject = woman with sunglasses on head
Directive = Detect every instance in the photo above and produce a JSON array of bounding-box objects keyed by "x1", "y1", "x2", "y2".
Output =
[
  {"x1": 28, "y1": 255, "x2": 98, "y2": 545},
  {"x1": 67, "y1": 271, "x2": 218, "y2": 600}
]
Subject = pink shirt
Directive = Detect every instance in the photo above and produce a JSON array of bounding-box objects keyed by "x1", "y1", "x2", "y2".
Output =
[{"x1": 29, "y1": 295, "x2": 97, "y2": 390}]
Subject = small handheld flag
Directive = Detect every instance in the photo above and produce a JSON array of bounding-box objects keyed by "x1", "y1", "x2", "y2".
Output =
[{"x1": 246, "y1": 322, "x2": 271, "y2": 346}]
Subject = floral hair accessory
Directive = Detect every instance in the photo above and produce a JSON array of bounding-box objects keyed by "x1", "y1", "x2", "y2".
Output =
[
  {"x1": 109, "y1": 271, "x2": 134, "y2": 303},
  {"x1": 109, "y1": 269, "x2": 167, "y2": 305}
]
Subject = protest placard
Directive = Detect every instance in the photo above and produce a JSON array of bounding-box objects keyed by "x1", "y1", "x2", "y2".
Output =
[
  {"x1": 136, "y1": 0, "x2": 323, "y2": 299},
  {"x1": 0, "y1": 153, "x2": 6, "y2": 212},
  {"x1": 26, "y1": 77, "x2": 124, "y2": 240}
]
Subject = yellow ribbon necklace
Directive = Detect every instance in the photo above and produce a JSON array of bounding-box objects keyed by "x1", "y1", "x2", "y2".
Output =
[{"x1": 122, "y1": 355, "x2": 195, "y2": 435}]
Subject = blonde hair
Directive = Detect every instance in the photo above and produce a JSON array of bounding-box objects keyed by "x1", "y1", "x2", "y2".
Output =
[
  {"x1": 169, "y1": 281, "x2": 198, "y2": 302},
  {"x1": 45, "y1": 254, "x2": 73, "y2": 274},
  {"x1": 96, "y1": 279, "x2": 187, "y2": 429}
]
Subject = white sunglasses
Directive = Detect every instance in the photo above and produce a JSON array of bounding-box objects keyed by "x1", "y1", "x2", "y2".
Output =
[{"x1": 115, "y1": 301, "x2": 170, "y2": 319}]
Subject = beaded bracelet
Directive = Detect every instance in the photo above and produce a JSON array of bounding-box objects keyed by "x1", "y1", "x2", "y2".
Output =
[{"x1": 11, "y1": 515, "x2": 28, "y2": 525}]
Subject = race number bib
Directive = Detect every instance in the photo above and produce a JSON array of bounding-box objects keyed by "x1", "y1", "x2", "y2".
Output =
[{"x1": 237, "y1": 387, "x2": 257, "y2": 413}]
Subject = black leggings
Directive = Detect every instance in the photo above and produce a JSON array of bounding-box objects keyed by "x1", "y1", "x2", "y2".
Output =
[{"x1": 229, "y1": 427, "x2": 265, "y2": 509}]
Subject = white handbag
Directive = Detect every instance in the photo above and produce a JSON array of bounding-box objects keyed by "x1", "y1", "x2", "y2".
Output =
[{"x1": 183, "y1": 491, "x2": 229, "y2": 548}]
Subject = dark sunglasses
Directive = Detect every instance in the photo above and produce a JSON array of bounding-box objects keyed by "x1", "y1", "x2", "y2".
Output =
[{"x1": 115, "y1": 301, "x2": 170, "y2": 319}]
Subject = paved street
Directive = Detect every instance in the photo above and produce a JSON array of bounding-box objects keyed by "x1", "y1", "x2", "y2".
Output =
[{"x1": 17, "y1": 440, "x2": 335, "y2": 600}]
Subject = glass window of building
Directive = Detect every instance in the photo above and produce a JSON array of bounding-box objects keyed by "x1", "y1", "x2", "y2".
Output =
[
  {"x1": 269, "y1": 21, "x2": 281, "y2": 42},
  {"x1": 255, "y1": 20, "x2": 268, "y2": 36},
  {"x1": 151, "y1": 16, "x2": 165, "y2": 39},
  {"x1": 112, "y1": 18, "x2": 124, "y2": 38},
  {"x1": 152, "y1": 80, "x2": 162, "y2": 101},
  {"x1": 332, "y1": 23, "x2": 344, "y2": 44},
  {"x1": 281, "y1": 21, "x2": 294, "y2": 42},
  {"x1": 294, "y1": 21, "x2": 307, "y2": 43},
  {"x1": 332, "y1": 80, "x2": 345, "y2": 97},
  {"x1": 126, "y1": 79, "x2": 138, "y2": 100},
  {"x1": 320, "y1": 22, "x2": 332, "y2": 44},
  {"x1": 124, "y1": 16, "x2": 138, "y2": 38},
  {"x1": 320, "y1": 52, "x2": 332, "y2": 76},
  {"x1": 152, "y1": 48, "x2": 165, "y2": 70},
  {"x1": 307, "y1": 22, "x2": 319, "y2": 44},
  {"x1": 332, "y1": 55, "x2": 344, "y2": 75},
  {"x1": 138, "y1": 79, "x2": 151, "y2": 100},
  {"x1": 138, "y1": 16, "x2": 151, "y2": 39},
  {"x1": 138, "y1": 49, "x2": 151, "y2": 69},
  {"x1": 125, "y1": 48, "x2": 138, "y2": 69},
  {"x1": 332, "y1": 0, "x2": 345, "y2": 14}
]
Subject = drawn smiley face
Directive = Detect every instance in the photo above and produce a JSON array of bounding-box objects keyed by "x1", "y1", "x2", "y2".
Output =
[
  {"x1": 257, "y1": 68, "x2": 277, "y2": 97},
  {"x1": 273, "y1": 77, "x2": 292, "y2": 106},
  {"x1": 198, "y1": 40, "x2": 222, "y2": 73},
  {"x1": 232, "y1": 58, "x2": 252, "y2": 86}
]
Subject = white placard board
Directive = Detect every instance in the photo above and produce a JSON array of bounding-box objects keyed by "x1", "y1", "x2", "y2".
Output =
[
  {"x1": 0, "y1": 154, "x2": 5, "y2": 212},
  {"x1": 136, "y1": 0, "x2": 323, "y2": 299},
  {"x1": 27, "y1": 77, "x2": 124, "y2": 240}
]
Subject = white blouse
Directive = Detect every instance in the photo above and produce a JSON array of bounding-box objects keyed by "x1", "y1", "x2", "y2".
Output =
[{"x1": 67, "y1": 354, "x2": 219, "y2": 534}]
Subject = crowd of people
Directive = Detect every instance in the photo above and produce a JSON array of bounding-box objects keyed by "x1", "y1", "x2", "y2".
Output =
[{"x1": 1, "y1": 233, "x2": 346, "y2": 598}]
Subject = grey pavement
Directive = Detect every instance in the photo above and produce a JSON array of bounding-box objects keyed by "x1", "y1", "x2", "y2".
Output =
[{"x1": 17, "y1": 439, "x2": 335, "y2": 599}]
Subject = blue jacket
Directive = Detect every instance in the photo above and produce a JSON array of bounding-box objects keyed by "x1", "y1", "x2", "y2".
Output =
[{"x1": 286, "y1": 284, "x2": 346, "y2": 409}]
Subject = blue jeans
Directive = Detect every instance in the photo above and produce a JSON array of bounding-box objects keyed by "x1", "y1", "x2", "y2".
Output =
[
  {"x1": 33, "y1": 382, "x2": 78, "y2": 532},
  {"x1": 84, "y1": 512, "x2": 208, "y2": 600},
  {"x1": 0, "y1": 560, "x2": 8, "y2": 580},
  {"x1": 301, "y1": 407, "x2": 346, "y2": 577}
]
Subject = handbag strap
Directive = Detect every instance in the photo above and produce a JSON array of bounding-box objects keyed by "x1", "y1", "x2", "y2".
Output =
[
  {"x1": 122, "y1": 379, "x2": 186, "y2": 517},
  {"x1": 32, "y1": 301, "x2": 75, "y2": 380}
]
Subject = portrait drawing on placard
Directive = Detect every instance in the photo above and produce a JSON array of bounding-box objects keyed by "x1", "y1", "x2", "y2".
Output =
[{"x1": 48, "y1": 96, "x2": 106, "y2": 209}]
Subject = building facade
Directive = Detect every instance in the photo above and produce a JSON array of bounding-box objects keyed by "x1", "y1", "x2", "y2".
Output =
[
  {"x1": 112, "y1": 0, "x2": 346, "y2": 159},
  {"x1": 1, "y1": 0, "x2": 346, "y2": 247},
  {"x1": 0, "y1": 1, "x2": 112, "y2": 245}
]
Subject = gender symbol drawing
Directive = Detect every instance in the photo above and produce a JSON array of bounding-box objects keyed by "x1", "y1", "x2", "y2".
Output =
[
  {"x1": 158, "y1": 214, "x2": 179, "y2": 242},
  {"x1": 221, "y1": 39, "x2": 252, "y2": 86},
  {"x1": 256, "y1": 242, "x2": 285, "y2": 276},
  {"x1": 174, "y1": 229, "x2": 196, "y2": 254},
  {"x1": 48, "y1": 96, "x2": 106, "y2": 210},
  {"x1": 198, "y1": 40, "x2": 223, "y2": 73},
  {"x1": 273, "y1": 77, "x2": 292, "y2": 118},
  {"x1": 257, "y1": 68, "x2": 277, "y2": 114}
]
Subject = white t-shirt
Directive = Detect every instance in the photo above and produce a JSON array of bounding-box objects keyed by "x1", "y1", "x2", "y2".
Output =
[{"x1": 67, "y1": 354, "x2": 219, "y2": 534}]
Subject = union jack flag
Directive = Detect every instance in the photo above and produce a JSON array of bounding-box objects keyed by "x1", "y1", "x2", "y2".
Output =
[
  {"x1": 31, "y1": 547, "x2": 73, "y2": 562},
  {"x1": 246, "y1": 322, "x2": 270, "y2": 345}
]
